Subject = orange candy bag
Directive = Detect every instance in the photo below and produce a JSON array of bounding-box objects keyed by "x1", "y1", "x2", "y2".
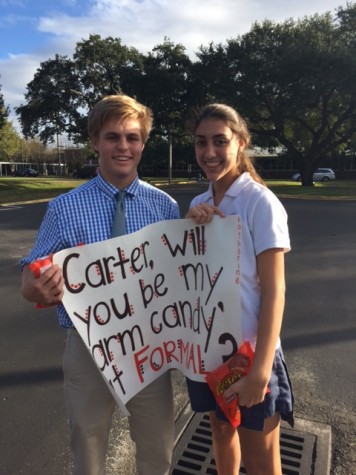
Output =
[
  {"x1": 28, "y1": 255, "x2": 53, "y2": 278},
  {"x1": 28, "y1": 255, "x2": 54, "y2": 308},
  {"x1": 205, "y1": 341, "x2": 255, "y2": 427}
]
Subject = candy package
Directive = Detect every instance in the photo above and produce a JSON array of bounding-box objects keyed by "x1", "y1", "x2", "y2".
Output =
[
  {"x1": 29, "y1": 255, "x2": 53, "y2": 278},
  {"x1": 28, "y1": 255, "x2": 54, "y2": 308},
  {"x1": 205, "y1": 341, "x2": 255, "y2": 427}
]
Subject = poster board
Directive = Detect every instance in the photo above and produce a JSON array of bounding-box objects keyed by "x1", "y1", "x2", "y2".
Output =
[{"x1": 53, "y1": 216, "x2": 242, "y2": 414}]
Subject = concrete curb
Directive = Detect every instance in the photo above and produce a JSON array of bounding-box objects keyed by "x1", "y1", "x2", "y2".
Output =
[{"x1": 293, "y1": 417, "x2": 332, "y2": 475}]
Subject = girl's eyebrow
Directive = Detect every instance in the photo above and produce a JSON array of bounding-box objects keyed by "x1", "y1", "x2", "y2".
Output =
[{"x1": 195, "y1": 133, "x2": 229, "y2": 138}]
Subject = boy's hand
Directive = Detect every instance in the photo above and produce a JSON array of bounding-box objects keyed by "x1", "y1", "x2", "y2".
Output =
[{"x1": 21, "y1": 264, "x2": 64, "y2": 306}]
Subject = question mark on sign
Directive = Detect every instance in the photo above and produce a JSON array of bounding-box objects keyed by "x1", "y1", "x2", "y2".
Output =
[{"x1": 219, "y1": 333, "x2": 238, "y2": 363}]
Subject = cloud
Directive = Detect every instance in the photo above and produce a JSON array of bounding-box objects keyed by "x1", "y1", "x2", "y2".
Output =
[
  {"x1": 36, "y1": 0, "x2": 258, "y2": 55},
  {"x1": 0, "y1": 0, "x2": 345, "y2": 132},
  {"x1": 1, "y1": 54, "x2": 39, "y2": 114}
]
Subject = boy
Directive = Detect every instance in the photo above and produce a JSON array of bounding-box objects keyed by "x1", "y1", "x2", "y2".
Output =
[{"x1": 21, "y1": 94, "x2": 180, "y2": 475}]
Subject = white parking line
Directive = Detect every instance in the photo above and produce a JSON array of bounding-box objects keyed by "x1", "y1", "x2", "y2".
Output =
[{"x1": 0, "y1": 205, "x2": 23, "y2": 211}]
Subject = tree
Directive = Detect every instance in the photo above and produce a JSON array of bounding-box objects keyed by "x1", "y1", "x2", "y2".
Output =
[
  {"x1": 19, "y1": 137, "x2": 48, "y2": 163},
  {"x1": 16, "y1": 35, "x2": 144, "y2": 145},
  {"x1": 16, "y1": 55, "x2": 84, "y2": 144},
  {"x1": 137, "y1": 39, "x2": 193, "y2": 179},
  {"x1": 223, "y1": 4, "x2": 356, "y2": 185},
  {"x1": 0, "y1": 122, "x2": 21, "y2": 161},
  {"x1": 140, "y1": 38, "x2": 192, "y2": 137},
  {"x1": 73, "y1": 34, "x2": 144, "y2": 107},
  {"x1": 189, "y1": 42, "x2": 236, "y2": 108},
  {"x1": 0, "y1": 80, "x2": 9, "y2": 130}
]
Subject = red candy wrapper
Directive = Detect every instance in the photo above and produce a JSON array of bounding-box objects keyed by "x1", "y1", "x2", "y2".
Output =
[
  {"x1": 205, "y1": 341, "x2": 256, "y2": 427},
  {"x1": 29, "y1": 255, "x2": 53, "y2": 279},
  {"x1": 28, "y1": 255, "x2": 54, "y2": 308}
]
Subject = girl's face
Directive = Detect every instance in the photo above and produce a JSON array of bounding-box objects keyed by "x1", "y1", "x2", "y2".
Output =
[{"x1": 194, "y1": 118, "x2": 245, "y2": 187}]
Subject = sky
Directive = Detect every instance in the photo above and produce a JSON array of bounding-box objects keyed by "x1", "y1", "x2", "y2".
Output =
[{"x1": 0, "y1": 0, "x2": 349, "y2": 131}]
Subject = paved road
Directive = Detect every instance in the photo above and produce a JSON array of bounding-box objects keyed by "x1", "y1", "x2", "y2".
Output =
[
  {"x1": 1, "y1": 186, "x2": 355, "y2": 474},
  {"x1": 281, "y1": 199, "x2": 356, "y2": 475}
]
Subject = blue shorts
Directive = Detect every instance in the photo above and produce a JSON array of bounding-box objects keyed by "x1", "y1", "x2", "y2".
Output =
[{"x1": 186, "y1": 347, "x2": 294, "y2": 431}]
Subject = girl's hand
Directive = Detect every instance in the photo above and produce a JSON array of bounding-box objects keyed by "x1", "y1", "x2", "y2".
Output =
[
  {"x1": 185, "y1": 203, "x2": 224, "y2": 224},
  {"x1": 224, "y1": 371, "x2": 269, "y2": 408}
]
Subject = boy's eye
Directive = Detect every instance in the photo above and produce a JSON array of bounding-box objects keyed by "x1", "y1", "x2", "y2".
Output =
[
  {"x1": 105, "y1": 134, "x2": 141, "y2": 142},
  {"x1": 127, "y1": 135, "x2": 141, "y2": 142}
]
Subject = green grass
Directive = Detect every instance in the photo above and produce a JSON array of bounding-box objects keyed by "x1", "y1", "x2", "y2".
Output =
[
  {"x1": 0, "y1": 176, "x2": 193, "y2": 205},
  {"x1": 1, "y1": 176, "x2": 356, "y2": 205},
  {"x1": 0, "y1": 177, "x2": 85, "y2": 205},
  {"x1": 266, "y1": 179, "x2": 356, "y2": 199}
]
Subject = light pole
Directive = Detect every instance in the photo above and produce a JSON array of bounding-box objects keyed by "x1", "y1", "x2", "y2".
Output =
[{"x1": 168, "y1": 131, "x2": 172, "y2": 184}]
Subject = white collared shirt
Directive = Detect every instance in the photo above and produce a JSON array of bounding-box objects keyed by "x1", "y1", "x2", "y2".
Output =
[{"x1": 190, "y1": 172, "x2": 290, "y2": 348}]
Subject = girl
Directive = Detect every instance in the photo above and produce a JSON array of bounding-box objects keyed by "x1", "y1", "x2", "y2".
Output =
[{"x1": 186, "y1": 103, "x2": 294, "y2": 475}]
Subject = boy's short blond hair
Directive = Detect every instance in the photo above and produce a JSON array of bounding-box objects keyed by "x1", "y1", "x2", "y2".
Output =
[{"x1": 88, "y1": 94, "x2": 153, "y2": 143}]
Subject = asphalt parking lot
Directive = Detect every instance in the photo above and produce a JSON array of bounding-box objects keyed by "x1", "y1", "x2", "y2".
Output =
[{"x1": 0, "y1": 186, "x2": 355, "y2": 474}]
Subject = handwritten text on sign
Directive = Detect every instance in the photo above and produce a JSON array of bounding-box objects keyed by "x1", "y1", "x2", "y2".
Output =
[{"x1": 53, "y1": 216, "x2": 242, "y2": 410}]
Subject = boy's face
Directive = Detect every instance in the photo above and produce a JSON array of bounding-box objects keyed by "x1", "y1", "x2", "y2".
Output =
[{"x1": 92, "y1": 118, "x2": 144, "y2": 189}]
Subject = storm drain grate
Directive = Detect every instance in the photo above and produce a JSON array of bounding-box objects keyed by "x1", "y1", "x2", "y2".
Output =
[{"x1": 171, "y1": 412, "x2": 316, "y2": 475}]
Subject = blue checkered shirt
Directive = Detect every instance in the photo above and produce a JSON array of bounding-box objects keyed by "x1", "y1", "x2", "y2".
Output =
[{"x1": 21, "y1": 174, "x2": 180, "y2": 328}]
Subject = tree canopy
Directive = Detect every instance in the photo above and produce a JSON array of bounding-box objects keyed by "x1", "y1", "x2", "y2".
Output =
[
  {"x1": 223, "y1": 5, "x2": 356, "y2": 185},
  {"x1": 0, "y1": 80, "x2": 9, "y2": 130},
  {"x1": 14, "y1": 3, "x2": 356, "y2": 185},
  {"x1": 0, "y1": 121, "x2": 21, "y2": 161},
  {"x1": 140, "y1": 38, "x2": 192, "y2": 139},
  {"x1": 16, "y1": 54, "x2": 83, "y2": 144}
]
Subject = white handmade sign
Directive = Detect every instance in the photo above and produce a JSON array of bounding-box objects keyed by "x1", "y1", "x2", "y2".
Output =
[{"x1": 53, "y1": 216, "x2": 242, "y2": 414}]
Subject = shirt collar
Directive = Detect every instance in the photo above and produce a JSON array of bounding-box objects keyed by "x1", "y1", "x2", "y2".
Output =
[
  {"x1": 95, "y1": 172, "x2": 140, "y2": 199},
  {"x1": 207, "y1": 172, "x2": 250, "y2": 199}
]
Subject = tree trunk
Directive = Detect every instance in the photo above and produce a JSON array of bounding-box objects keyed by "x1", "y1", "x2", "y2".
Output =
[{"x1": 301, "y1": 176, "x2": 315, "y2": 186}]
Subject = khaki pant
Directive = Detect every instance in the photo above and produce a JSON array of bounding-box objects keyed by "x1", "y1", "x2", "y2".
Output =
[{"x1": 63, "y1": 329, "x2": 174, "y2": 475}]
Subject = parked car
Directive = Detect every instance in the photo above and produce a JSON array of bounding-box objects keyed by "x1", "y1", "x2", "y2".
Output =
[
  {"x1": 13, "y1": 167, "x2": 39, "y2": 177},
  {"x1": 292, "y1": 168, "x2": 335, "y2": 182},
  {"x1": 72, "y1": 165, "x2": 99, "y2": 179}
]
